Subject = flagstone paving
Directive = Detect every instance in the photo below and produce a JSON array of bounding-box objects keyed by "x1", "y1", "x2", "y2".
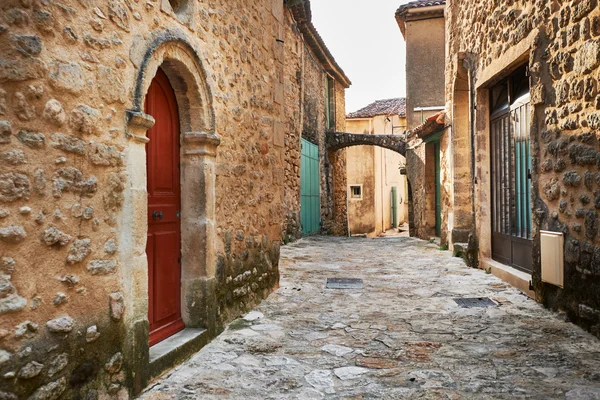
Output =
[{"x1": 140, "y1": 236, "x2": 600, "y2": 399}]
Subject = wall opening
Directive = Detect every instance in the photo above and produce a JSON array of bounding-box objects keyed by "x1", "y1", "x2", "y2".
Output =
[
  {"x1": 349, "y1": 185, "x2": 363, "y2": 200},
  {"x1": 489, "y1": 63, "x2": 532, "y2": 273},
  {"x1": 168, "y1": 0, "x2": 188, "y2": 15}
]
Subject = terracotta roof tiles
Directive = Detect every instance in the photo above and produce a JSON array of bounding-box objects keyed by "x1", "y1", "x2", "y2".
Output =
[
  {"x1": 347, "y1": 98, "x2": 406, "y2": 119},
  {"x1": 397, "y1": 0, "x2": 446, "y2": 13}
]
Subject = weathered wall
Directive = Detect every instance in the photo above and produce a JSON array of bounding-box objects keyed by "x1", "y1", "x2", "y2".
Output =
[
  {"x1": 282, "y1": 12, "x2": 303, "y2": 242},
  {"x1": 372, "y1": 115, "x2": 408, "y2": 232},
  {"x1": 446, "y1": 0, "x2": 600, "y2": 336},
  {"x1": 345, "y1": 119, "x2": 376, "y2": 235},
  {"x1": 327, "y1": 81, "x2": 348, "y2": 236},
  {"x1": 405, "y1": 17, "x2": 446, "y2": 129},
  {"x1": 346, "y1": 115, "x2": 408, "y2": 236},
  {"x1": 0, "y1": 0, "x2": 304, "y2": 397},
  {"x1": 404, "y1": 13, "x2": 447, "y2": 241},
  {"x1": 298, "y1": 46, "x2": 348, "y2": 236}
]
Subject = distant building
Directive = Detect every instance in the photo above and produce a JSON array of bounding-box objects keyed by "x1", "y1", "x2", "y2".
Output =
[
  {"x1": 396, "y1": 0, "x2": 447, "y2": 240},
  {"x1": 396, "y1": 0, "x2": 600, "y2": 340},
  {"x1": 346, "y1": 98, "x2": 409, "y2": 236}
]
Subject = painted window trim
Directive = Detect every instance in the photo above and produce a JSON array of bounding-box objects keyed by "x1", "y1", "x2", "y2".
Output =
[{"x1": 349, "y1": 184, "x2": 363, "y2": 200}]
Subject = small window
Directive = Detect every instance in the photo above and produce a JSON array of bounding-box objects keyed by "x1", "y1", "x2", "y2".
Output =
[
  {"x1": 349, "y1": 185, "x2": 362, "y2": 200},
  {"x1": 168, "y1": 0, "x2": 187, "y2": 14}
]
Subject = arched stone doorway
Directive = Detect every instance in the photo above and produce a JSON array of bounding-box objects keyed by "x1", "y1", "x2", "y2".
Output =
[{"x1": 122, "y1": 30, "x2": 220, "y2": 391}]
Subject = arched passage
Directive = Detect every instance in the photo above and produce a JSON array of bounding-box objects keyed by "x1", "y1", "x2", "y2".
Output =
[
  {"x1": 326, "y1": 131, "x2": 407, "y2": 156},
  {"x1": 122, "y1": 29, "x2": 220, "y2": 390},
  {"x1": 326, "y1": 132, "x2": 408, "y2": 237}
]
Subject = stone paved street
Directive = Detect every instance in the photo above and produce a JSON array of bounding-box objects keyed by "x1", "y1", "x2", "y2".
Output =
[{"x1": 140, "y1": 237, "x2": 600, "y2": 399}]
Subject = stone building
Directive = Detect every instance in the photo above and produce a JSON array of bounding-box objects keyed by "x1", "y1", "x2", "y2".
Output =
[
  {"x1": 395, "y1": 0, "x2": 448, "y2": 240},
  {"x1": 0, "y1": 0, "x2": 348, "y2": 398},
  {"x1": 284, "y1": 1, "x2": 351, "y2": 240},
  {"x1": 439, "y1": 0, "x2": 600, "y2": 337},
  {"x1": 346, "y1": 98, "x2": 408, "y2": 236}
]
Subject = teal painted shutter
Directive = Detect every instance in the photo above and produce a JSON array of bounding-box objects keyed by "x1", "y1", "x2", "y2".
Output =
[{"x1": 391, "y1": 187, "x2": 398, "y2": 229}]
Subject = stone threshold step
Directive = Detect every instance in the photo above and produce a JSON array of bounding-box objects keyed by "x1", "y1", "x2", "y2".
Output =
[
  {"x1": 149, "y1": 328, "x2": 208, "y2": 380},
  {"x1": 480, "y1": 258, "x2": 535, "y2": 299}
]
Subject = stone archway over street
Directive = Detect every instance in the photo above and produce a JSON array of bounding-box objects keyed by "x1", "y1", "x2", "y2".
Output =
[{"x1": 326, "y1": 131, "x2": 407, "y2": 156}]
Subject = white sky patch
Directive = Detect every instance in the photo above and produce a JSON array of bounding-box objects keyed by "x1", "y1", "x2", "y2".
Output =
[{"x1": 311, "y1": 0, "x2": 414, "y2": 115}]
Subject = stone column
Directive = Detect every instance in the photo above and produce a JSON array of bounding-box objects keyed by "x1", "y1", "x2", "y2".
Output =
[
  {"x1": 180, "y1": 132, "x2": 220, "y2": 334},
  {"x1": 121, "y1": 110, "x2": 155, "y2": 393}
]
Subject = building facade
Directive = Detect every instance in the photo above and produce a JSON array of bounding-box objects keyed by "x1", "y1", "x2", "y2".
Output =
[
  {"x1": 283, "y1": 2, "x2": 350, "y2": 240},
  {"x1": 443, "y1": 0, "x2": 600, "y2": 337},
  {"x1": 0, "y1": 0, "x2": 348, "y2": 398},
  {"x1": 346, "y1": 98, "x2": 408, "y2": 236},
  {"x1": 396, "y1": 1, "x2": 448, "y2": 241}
]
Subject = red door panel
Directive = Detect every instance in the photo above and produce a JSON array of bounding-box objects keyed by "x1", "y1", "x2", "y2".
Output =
[{"x1": 145, "y1": 68, "x2": 184, "y2": 346}]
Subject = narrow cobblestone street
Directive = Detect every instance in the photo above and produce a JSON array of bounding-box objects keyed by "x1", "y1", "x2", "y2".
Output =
[{"x1": 140, "y1": 237, "x2": 600, "y2": 399}]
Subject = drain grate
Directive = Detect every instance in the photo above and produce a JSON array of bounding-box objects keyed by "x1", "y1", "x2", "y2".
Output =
[
  {"x1": 453, "y1": 297, "x2": 497, "y2": 308},
  {"x1": 326, "y1": 278, "x2": 364, "y2": 289}
]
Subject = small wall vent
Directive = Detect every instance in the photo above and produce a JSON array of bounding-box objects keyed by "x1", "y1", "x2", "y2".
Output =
[{"x1": 540, "y1": 230, "x2": 564, "y2": 288}]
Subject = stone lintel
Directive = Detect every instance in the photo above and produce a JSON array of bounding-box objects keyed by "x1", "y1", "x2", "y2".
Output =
[
  {"x1": 126, "y1": 110, "x2": 155, "y2": 144},
  {"x1": 182, "y1": 132, "x2": 221, "y2": 157}
]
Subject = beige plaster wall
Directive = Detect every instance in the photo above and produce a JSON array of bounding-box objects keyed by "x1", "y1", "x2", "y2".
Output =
[
  {"x1": 405, "y1": 17, "x2": 446, "y2": 130},
  {"x1": 403, "y1": 13, "x2": 447, "y2": 241},
  {"x1": 346, "y1": 119, "x2": 376, "y2": 235}
]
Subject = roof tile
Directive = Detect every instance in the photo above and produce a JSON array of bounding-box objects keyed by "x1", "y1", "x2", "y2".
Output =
[
  {"x1": 397, "y1": 0, "x2": 446, "y2": 13},
  {"x1": 347, "y1": 98, "x2": 406, "y2": 119}
]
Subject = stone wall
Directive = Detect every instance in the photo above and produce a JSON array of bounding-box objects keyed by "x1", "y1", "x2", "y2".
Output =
[
  {"x1": 282, "y1": 13, "x2": 302, "y2": 242},
  {"x1": 0, "y1": 0, "x2": 326, "y2": 397},
  {"x1": 400, "y1": 9, "x2": 447, "y2": 242},
  {"x1": 296, "y1": 44, "x2": 348, "y2": 236},
  {"x1": 446, "y1": 0, "x2": 600, "y2": 336},
  {"x1": 325, "y1": 81, "x2": 348, "y2": 236}
]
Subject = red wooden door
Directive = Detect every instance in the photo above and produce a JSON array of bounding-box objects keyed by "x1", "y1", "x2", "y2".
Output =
[{"x1": 144, "y1": 68, "x2": 184, "y2": 346}]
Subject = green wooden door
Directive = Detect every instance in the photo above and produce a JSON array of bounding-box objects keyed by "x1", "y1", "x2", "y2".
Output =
[
  {"x1": 391, "y1": 187, "x2": 398, "y2": 229},
  {"x1": 434, "y1": 141, "x2": 441, "y2": 237},
  {"x1": 301, "y1": 139, "x2": 320, "y2": 235}
]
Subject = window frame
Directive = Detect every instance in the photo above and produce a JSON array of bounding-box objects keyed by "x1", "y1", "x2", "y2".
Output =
[{"x1": 349, "y1": 184, "x2": 363, "y2": 200}]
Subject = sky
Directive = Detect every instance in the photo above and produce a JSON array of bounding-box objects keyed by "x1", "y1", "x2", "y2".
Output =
[{"x1": 311, "y1": 0, "x2": 412, "y2": 115}]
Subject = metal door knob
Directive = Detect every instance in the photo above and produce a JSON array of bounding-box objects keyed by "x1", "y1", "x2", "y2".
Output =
[{"x1": 152, "y1": 211, "x2": 163, "y2": 220}]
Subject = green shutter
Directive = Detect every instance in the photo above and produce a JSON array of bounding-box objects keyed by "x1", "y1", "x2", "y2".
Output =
[
  {"x1": 391, "y1": 187, "x2": 398, "y2": 229},
  {"x1": 434, "y1": 141, "x2": 441, "y2": 237}
]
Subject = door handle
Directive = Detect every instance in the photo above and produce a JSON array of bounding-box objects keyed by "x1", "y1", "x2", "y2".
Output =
[{"x1": 152, "y1": 211, "x2": 163, "y2": 220}]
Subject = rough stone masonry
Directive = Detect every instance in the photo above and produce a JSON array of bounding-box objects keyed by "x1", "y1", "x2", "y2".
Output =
[{"x1": 444, "y1": 0, "x2": 600, "y2": 338}]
